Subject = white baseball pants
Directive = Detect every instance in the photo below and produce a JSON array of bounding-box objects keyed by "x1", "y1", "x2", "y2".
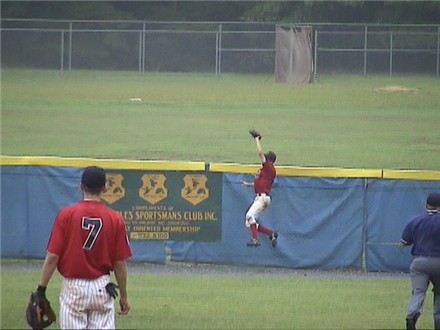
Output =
[
  {"x1": 60, "y1": 274, "x2": 115, "y2": 330},
  {"x1": 245, "y1": 193, "x2": 271, "y2": 227}
]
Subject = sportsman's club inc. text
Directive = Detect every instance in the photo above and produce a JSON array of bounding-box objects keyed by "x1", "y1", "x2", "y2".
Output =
[{"x1": 119, "y1": 210, "x2": 218, "y2": 221}]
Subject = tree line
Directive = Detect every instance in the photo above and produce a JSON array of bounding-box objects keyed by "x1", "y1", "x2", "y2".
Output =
[{"x1": 2, "y1": 1, "x2": 439, "y2": 24}]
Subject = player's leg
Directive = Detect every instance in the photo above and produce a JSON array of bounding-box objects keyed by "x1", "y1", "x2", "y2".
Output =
[
  {"x1": 60, "y1": 279, "x2": 89, "y2": 329},
  {"x1": 245, "y1": 195, "x2": 270, "y2": 226},
  {"x1": 406, "y1": 258, "x2": 430, "y2": 329},
  {"x1": 88, "y1": 276, "x2": 115, "y2": 330},
  {"x1": 255, "y1": 195, "x2": 272, "y2": 237},
  {"x1": 87, "y1": 294, "x2": 115, "y2": 329},
  {"x1": 430, "y1": 273, "x2": 440, "y2": 330},
  {"x1": 253, "y1": 195, "x2": 278, "y2": 247},
  {"x1": 245, "y1": 196, "x2": 266, "y2": 246},
  {"x1": 257, "y1": 225, "x2": 278, "y2": 247}
]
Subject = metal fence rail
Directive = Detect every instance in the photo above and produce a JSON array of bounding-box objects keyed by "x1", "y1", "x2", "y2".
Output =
[
  {"x1": 314, "y1": 26, "x2": 440, "y2": 77},
  {"x1": 1, "y1": 19, "x2": 439, "y2": 77}
]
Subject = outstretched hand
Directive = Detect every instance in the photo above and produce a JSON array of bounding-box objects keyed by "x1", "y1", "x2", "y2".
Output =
[{"x1": 241, "y1": 180, "x2": 254, "y2": 187}]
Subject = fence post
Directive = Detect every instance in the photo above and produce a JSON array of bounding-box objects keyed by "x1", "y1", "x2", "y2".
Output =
[
  {"x1": 68, "y1": 22, "x2": 72, "y2": 71},
  {"x1": 218, "y1": 23, "x2": 222, "y2": 76},
  {"x1": 138, "y1": 31, "x2": 142, "y2": 73},
  {"x1": 363, "y1": 25, "x2": 368, "y2": 77},
  {"x1": 389, "y1": 31, "x2": 393, "y2": 77},
  {"x1": 362, "y1": 178, "x2": 369, "y2": 271},
  {"x1": 60, "y1": 30, "x2": 64, "y2": 72},
  {"x1": 215, "y1": 32, "x2": 218, "y2": 75},
  {"x1": 142, "y1": 23, "x2": 146, "y2": 73},
  {"x1": 437, "y1": 26, "x2": 439, "y2": 77},
  {"x1": 314, "y1": 28, "x2": 318, "y2": 80}
]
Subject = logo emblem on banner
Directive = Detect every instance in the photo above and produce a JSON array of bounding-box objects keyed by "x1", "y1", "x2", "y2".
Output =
[
  {"x1": 102, "y1": 174, "x2": 126, "y2": 204},
  {"x1": 139, "y1": 174, "x2": 168, "y2": 205},
  {"x1": 181, "y1": 175, "x2": 209, "y2": 205}
]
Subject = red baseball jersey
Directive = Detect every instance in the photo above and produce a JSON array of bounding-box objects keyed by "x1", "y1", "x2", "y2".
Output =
[
  {"x1": 254, "y1": 161, "x2": 276, "y2": 195},
  {"x1": 47, "y1": 201, "x2": 132, "y2": 279}
]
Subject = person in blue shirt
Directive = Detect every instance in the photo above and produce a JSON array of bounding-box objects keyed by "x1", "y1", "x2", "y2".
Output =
[{"x1": 401, "y1": 192, "x2": 440, "y2": 330}]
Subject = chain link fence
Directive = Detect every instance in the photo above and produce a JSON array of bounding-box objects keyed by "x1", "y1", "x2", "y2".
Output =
[{"x1": 1, "y1": 19, "x2": 439, "y2": 77}]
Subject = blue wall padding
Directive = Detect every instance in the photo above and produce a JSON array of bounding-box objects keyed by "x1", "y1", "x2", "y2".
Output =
[
  {"x1": 2, "y1": 165, "x2": 440, "y2": 272},
  {"x1": 365, "y1": 178, "x2": 440, "y2": 271}
]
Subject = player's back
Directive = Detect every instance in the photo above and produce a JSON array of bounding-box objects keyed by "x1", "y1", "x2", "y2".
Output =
[
  {"x1": 411, "y1": 212, "x2": 440, "y2": 257},
  {"x1": 48, "y1": 200, "x2": 128, "y2": 279},
  {"x1": 254, "y1": 161, "x2": 276, "y2": 195}
]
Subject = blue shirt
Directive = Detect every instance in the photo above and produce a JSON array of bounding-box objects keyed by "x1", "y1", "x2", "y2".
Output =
[{"x1": 401, "y1": 210, "x2": 440, "y2": 258}]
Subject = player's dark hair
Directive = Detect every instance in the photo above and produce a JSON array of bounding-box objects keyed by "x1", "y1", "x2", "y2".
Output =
[
  {"x1": 427, "y1": 193, "x2": 440, "y2": 208},
  {"x1": 82, "y1": 166, "x2": 106, "y2": 187},
  {"x1": 83, "y1": 185, "x2": 106, "y2": 195},
  {"x1": 265, "y1": 151, "x2": 276, "y2": 163},
  {"x1": 81, "y1": 166, "x2": 107, "y2": 195}
]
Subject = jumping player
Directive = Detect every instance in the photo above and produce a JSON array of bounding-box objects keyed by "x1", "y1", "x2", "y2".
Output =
[
  {"x1": 241, "y1": 134, "x2": 278, "y2": 248},
  {"x1": 401, "y1": 192, "x2": 440, "y2": 330},
  {"x1": 36, "y1": 166, "x2": 132, "y2": 329}
]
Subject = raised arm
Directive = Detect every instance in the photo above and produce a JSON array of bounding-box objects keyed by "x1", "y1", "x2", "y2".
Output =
[{"x1": 255, "y1": 137, "x2": 266, "y2": 164}]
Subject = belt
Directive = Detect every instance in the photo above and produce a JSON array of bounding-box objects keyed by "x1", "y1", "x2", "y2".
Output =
[{"x1": 257, "y1": 193, "x2": 269, "y2": 197}]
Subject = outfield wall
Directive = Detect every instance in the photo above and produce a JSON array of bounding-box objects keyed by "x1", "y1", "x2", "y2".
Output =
[{"x1": 1, "y1": 156, "x2": 440, "y2": 272}]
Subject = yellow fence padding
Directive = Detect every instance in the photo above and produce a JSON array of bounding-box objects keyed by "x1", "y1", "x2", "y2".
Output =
[
  {"x1": 1, "y1": 156, "x2": 439, "y2": 180},
  {"x1": 0, "y1": 156, "x2": 205, "y2": 171}
]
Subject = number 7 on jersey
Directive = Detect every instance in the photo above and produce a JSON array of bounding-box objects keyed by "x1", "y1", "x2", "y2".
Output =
[{"x1": 82, "y1": 217, "x2": 103, "y2": 250}]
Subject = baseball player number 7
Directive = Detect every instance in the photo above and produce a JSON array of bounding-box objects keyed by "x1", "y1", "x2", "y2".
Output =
[{"x1": 82, "y1": 217, "x2": 103, "y2": 250}]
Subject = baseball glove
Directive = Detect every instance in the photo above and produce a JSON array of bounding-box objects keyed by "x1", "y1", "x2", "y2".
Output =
[
  {"x1": 26, "y1": 287, "x2": 56, "y2": 330},
  {"x1": 249, "y1": 128, "x2": 262, "y2": 140}
]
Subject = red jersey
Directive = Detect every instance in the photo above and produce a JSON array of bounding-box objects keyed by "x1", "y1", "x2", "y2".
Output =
[
  {"x1": 47, "y1": 201, "x2": 132, "y2": 279},
  {"x1": 254, "y1": 161, "x2": 276, "y2": 195}
]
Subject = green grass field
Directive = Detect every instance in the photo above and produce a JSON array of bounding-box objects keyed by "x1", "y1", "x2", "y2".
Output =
[
  {"x1": 2, "y1": 69, "x2": 439, "y2": 170},
  {"x1": 2, "y1": 262, "x2": 436, "y2": 330},
  {"x1": 1, "y1": 69, "x2": 439, "y2": 329}
]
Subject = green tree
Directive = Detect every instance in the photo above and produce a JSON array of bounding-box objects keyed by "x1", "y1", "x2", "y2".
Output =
[
  {"x1": 240, "y1": 1, "x2": 440, "y2": 24},
  {"x1": 1, "y1": 2, "x2": 133, "y2": 20},
  {"x1": 2, "y1": 1, "x2": 439, "y2": 24},
  {"x1": 113, "y1": 1, "x2": 254, "y2": 21}
]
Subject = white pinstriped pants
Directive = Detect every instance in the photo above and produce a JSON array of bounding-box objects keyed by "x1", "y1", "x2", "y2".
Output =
[
  {"x1": 245, "y1": 193, "x2": 271, "y2": 227},
  {"x1": 60, "y1": 275, "x2": 115, "y2": 330}
]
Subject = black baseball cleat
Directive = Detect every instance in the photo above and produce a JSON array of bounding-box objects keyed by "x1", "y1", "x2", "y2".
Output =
[
  {"x1": 406, "y1": 318, "x2": 416, "y2": 330},
  {"x1": 270, "y1": 231, "x2": 278, "y2": 247},
  {"x1": 247, "y1": 239, "x2": 260, "y2": 247}
]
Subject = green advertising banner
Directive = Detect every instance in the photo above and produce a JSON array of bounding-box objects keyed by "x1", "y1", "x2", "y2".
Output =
[{"x1": 102, "y1": 170, "x2": 222, "y2": 242}]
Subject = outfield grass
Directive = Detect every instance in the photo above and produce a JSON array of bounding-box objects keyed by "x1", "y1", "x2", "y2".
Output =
[
  {"x1": 1, "y1": 69, "x2": 439, "y2": 170},
  {"x1": 1, "y1": 69, "x2": 440, "y2": 329},
  {"x1": 2, "y1": 265, "x2": 436, "y2": 329},
  {"x1": 2, "y1": 70, "x2": 439, "y2": 329}
]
